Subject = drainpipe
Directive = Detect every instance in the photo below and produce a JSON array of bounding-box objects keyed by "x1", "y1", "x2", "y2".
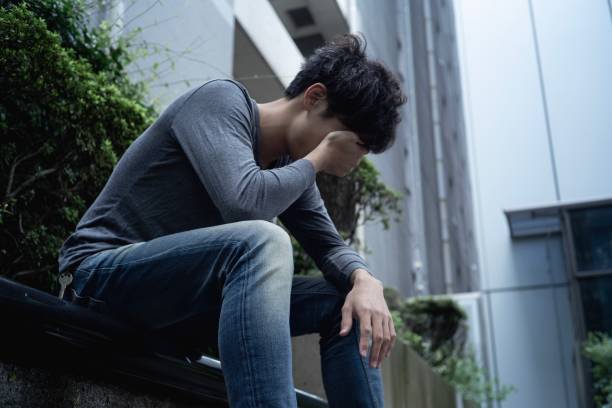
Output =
[
  {"x1": 397, "y1": 0, "x2": 429, "y2": 297},
  {"x1": 423, "y1": 0, "x2": 454, "y2": 294}
]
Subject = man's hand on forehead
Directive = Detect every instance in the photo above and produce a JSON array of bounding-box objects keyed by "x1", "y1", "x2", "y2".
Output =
[{"x1": 305, "y1": 130, "x2": 369, "y2": 177}]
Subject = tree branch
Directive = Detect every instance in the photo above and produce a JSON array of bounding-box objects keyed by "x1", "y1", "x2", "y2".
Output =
[
  {"x1": 5, "y1": 167, "x2": 58, "y2": 202},
  {"x1": 11, "y1": 264, "x2": 54, "y2": 279},
  {"x1": 4, "y1": 145, "x2": 47, "y2": 199}
]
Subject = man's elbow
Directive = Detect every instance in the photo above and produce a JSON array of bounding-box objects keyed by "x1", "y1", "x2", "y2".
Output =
[{"x1": 221, "y1": 202, "x2": 269, "y2": 223}]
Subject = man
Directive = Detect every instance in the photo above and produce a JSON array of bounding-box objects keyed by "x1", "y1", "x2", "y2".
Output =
[{"x1": 58, "y1": 33, "x2": 407, "y2": 407}]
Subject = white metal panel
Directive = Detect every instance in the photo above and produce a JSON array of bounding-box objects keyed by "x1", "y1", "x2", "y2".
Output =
[
  {"x1": 506, "y1": 235, "x2": 568, "y2": 287},
  {"x1": 453, "y1": 0, "x2": 559, "y2": 291},
  {"x1": 529, "y1": 0, "x2": 612, "y2": 201},
  {"x1": 452, "y1": 1, "x2": 589, "y2": 407},
  {"x1": 490, "y1": 287, "x2": 578, "y2": 408}
]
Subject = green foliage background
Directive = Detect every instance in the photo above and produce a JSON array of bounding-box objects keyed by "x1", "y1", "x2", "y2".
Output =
[
  {"x1": 0, "y1": 1, "x2": 155, "y2": 292},
  {"x1": 291, "y1": 158, "x2": 403, "y2": 277},
  {"x1": 582, "y1": 331, "x2": 612, "y2": 407},
  {"x1": 384, "y1": 287, "x2": 516, "y2": 404}
]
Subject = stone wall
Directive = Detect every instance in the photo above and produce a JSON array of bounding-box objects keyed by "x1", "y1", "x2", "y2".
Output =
[{"x1": 0, "y1": 362, "x2": 205, "y2": 408}]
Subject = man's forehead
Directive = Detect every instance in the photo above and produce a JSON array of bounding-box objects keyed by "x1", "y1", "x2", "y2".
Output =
[{"x1": 323, "y1": 115, "x2": 368, "y2": 146}]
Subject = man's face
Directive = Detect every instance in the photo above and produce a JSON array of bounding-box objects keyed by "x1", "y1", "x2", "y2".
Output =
[{"x1": 286, "y1": 84, "x2": 356, "y2": 160}]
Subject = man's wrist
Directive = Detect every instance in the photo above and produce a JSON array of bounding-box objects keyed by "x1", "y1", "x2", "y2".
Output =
[
  {"x1": 304, "y1": 151, "x2": 322, "y2": 173},
  {"x1": 350, "y1": 268, "x2": 378, "y2": 286}
]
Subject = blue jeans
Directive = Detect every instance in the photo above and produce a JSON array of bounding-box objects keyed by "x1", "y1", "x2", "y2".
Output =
[{"x1": 70, "y1": 220, "x2": 384, "y2": 407}]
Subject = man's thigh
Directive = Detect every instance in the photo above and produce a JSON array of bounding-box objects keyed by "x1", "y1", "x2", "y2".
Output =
[
  {"x1": 153, "y1": 275, "x2": 348, "y2": 352},
  {"x1": 71, "y1": 220, "x2": 271, "y2": 332}
]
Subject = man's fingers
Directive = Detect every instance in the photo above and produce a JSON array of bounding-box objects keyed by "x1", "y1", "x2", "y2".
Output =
[
  {"x1": 387, "y1": 317, "x2": 397, "y2": 358},
  {"x1": 339, "y1": 304, "x2": 353, "y2": 336},
  {"x1": 356, "y1": 141, "x2": 369, "y2": 155},
  {"x1": 379, "y1": 316, "x2": 392, "y2": 365},
  {"x1": 359, "y1": 313, "x2": 372, "y2": 358},
  {"x1": 369, "y1": 315, "x2": 384, "y2": 368}
]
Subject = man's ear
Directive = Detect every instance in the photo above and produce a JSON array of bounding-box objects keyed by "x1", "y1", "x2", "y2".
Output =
[{"x1": 303, "y1": 83, "x2": 327, "y2": 111}]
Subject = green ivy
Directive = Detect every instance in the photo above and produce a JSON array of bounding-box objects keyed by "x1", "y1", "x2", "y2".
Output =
[
  {"x1": 386, "y1": 289, "x2": 516, "y2": 404},
  {"x1": 352, "y1": 158, "x2": 403, "y2": 231},
  {"x1": 582, "y1": 331, "x2": 612, "y2": 407},
  {"x1": 0, "y1": 1, "x2": 155, "y2": 292},
  {"x1": 288, "y1": 157, "x2": 403, "y2": 277}
]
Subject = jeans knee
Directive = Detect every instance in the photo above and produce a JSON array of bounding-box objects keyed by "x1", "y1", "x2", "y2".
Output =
[
  {"x1": 246, "y1": 220, "x2": 293, "y2": 261},
  {"x1": 230, "y1": 220, "x2": 293, "y2": 285},
  {"x1": 252, "y1": 220, "x2": 291, "y2": 244}
]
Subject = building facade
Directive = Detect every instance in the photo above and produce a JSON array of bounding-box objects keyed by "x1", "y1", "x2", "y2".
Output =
[{"x1": 453, "y1": 0, "x2": 612, "y2": 407}]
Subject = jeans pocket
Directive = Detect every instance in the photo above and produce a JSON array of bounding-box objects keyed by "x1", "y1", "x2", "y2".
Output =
[{"x1": 70, "y1": 287, "x2": 111, "y2": 315}]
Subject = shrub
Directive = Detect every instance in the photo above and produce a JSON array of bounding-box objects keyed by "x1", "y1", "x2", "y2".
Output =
[
  {"x1": 290, "y1": 158, "x2": 403, "y2": 277},
  {"x1": 0, "y1": 1, "x2": 155, "y2": 292},
  {"x1": 385, "y1": 288, "x2": 516, "y2": 404},
  {"x1": 582, "y1": 331, "x2": 612, "y2": 407}
]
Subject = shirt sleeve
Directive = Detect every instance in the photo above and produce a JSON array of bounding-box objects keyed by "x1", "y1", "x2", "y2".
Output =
[
  {"x1": 169, "y1": 80, "x2": 316, "y2": 223},
  {"x1": 278, "y1": 180, "x2": 374, "y2": 293}
]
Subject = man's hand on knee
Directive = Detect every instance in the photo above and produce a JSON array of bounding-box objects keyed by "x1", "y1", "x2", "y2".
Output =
[{"x1": 338, "y1": 269, "x2": 397, "y2": 368}]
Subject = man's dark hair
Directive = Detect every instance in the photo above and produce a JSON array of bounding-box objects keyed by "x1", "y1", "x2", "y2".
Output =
[{"x1": 285, "y1": 32, "x2": 407, "y2": 154}]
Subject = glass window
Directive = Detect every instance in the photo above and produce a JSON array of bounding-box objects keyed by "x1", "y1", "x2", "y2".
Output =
[
  {"x1": 578, "y1": 275, "x2": 612, "y2": 334},
  {"x1": 570, "y1": 205, "x2": 612, "y2": 272}
]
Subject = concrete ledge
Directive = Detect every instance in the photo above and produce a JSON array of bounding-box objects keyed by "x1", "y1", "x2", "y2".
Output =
[
  {"x1": 0, "y1": 276, "x2": 332, "y2": 407},
  {"x1": 0, "y1": 361, "x2": 204, "y2": 408}
]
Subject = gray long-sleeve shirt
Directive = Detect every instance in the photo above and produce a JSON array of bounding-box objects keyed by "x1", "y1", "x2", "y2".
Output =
[{"x1": 57, "y1": 78, "x2": 372, "y2": 293}]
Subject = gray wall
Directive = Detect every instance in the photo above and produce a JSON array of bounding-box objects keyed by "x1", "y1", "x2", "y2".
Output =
[
  {"x1": 119, "y1": 0, "x2": 236, "y2": 110},
  {"x1": 429, "y1": 0, "x2": 479, "y2": 295},
  {"x1": 346, "y1": 0, "x2": 478, "y2": 298},
  {"x1": 344, "y1": 0, "x2": 417, "y2": 296}
]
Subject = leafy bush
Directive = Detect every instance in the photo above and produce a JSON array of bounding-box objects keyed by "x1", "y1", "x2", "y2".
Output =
[
  {"x1": 290, "y1": 158, "x2": 403, "y2": 277},
  {"x1": 385, "y1": 288, "x2": 515, "y2": 404},
  {"x1": 582, "y1": 331, "x2": 612, "y2": 407},
  {"x1": 0, "y1": 1, "x2": 155, "y2": 292},
  {"x1": 317, "y1": 158, "x2": 403, "y2": 244}
]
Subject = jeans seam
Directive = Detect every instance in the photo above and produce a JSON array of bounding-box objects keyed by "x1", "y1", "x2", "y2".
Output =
[
  {"x1": 73, "y1": 242, "x2": 235, "y2": 305},
  {"x1": 71, "y1": 290, "x2": 106, "y2": 303},
  {"x1": 77, "y1": 240, "x2": 241, "y2": 272},
  {"x1": 290, "y1": 290, "x2": 344, "y2": 297},
  {"x1": 237, "y1": 240, "x2": 258, "y2": 407},
  {"x1": 353, "y1": 322, "x2": 380, "y2": 408}
]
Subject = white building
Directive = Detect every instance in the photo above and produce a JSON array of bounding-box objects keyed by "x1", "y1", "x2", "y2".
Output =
[{"x1": 453, "y1": 0, "x2": 612, "y2": 407}]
